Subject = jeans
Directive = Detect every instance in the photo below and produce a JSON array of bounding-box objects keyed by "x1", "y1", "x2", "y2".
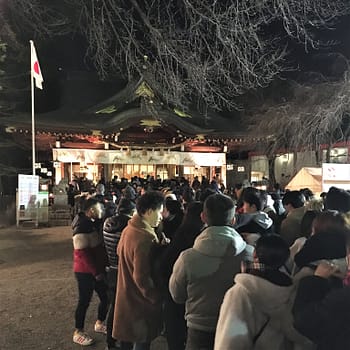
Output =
[
  {"x1": 74, "y1": 272, "x2": 108, "y2": 330},
  {"x1": 185, "y1": 328, "x2": 215, "y2": 350}
]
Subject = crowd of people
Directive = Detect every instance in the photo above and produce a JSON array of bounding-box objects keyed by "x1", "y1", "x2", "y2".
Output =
[{"x1": 70, "y1": 175, "x2": 350, "y2": 350}]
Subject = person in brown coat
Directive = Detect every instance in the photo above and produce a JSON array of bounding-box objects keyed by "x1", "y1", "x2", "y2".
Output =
[
  {"x1": 280, "y1": 191, "x2": 306, "y2": 246},
  {"x1": 112, "y1": 191, "x2": 165, "y2": 350}
]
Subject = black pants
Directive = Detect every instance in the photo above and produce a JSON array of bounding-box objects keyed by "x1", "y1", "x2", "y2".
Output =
[
  {"x1": 185, "y1": 328, "x2": 215, "y2": 350},
  {"x1": 164, "y1": 297, "x2": 187, "y2": 350},
  {"x1": 74, "y1": 272, "x2": 108, "y2": 330},
  {"x1": 106, "y1": 268, "x2": 117, "y2": 347}
]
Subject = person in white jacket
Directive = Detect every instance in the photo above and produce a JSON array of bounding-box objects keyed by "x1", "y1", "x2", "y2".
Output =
[
  {"x1": 214, "y1": 234, "x2": 313, "y2": 350},
  {"x1": 169, "y1": 193, "x2": 253, "y2": 350}
]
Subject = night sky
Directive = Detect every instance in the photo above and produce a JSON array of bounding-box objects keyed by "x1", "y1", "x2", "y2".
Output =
[
  {"x1": 1, "y1": 4, "x2": 350, "y2": 194},
  {"x1": 10, "y1": 10, "x2": 350, "y2": 115}
]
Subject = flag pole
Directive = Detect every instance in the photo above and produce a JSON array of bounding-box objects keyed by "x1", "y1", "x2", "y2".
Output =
[{"x1": 30, "y1": 40, "x2": 36, "y2": 175}]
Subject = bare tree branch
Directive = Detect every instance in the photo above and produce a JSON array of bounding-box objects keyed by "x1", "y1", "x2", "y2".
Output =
[
  {"x1": 249, "y1": 65, "x2": 350, "y2": 155},
  {"x1": 73, "y1": 0, "x2": 350, "y2": 111},
  {"x1": 4, "y1": 0, "x2": 350, "y2": 113}
]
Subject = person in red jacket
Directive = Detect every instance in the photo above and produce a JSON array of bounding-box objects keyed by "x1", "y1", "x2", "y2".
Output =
[{"x1": 72, "y1": 197, "x2": 108, "y2": 346}]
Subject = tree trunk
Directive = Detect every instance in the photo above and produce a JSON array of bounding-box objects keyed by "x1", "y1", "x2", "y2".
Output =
[
  {"x1": 293, "y1": 150, "x2": 298, "y2": 177},
  {"x1": 326, "y1": 144, "x2": 331, "y2": 163},
  {"x1": 268, "y1": 156, "x2": 277, "y2": 190},
  {"x1": 315, "y1": 147, "x2": 321, "y2": 166}
]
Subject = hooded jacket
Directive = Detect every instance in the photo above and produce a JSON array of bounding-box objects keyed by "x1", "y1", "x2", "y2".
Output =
[
  {"x1": 169, "y1": 225, "x2": 253, "y2": 332},
  {"x1": 215, "y1": 273, "x2": 313, "y2": 350},
  {"x1": 234, "y1": 212, "x2": 274, "y2": 235}
]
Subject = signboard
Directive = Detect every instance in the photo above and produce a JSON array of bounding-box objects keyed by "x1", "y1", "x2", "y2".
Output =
[
  {"x1": 17, "y1": 174, "x2": 39, "y2": 225},
  {"x1": 322, "y1": 163, "x2": 350, "y2": 192},
  {"x1": 18, "y1": 174, "x2": 39, "y2": 210}
]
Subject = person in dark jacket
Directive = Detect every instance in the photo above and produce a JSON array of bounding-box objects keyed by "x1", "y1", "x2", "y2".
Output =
[
  {"x1": 103, "y1": 198, "x2": 136, "y2": 350},
  {"x1": 159, "y1": 201, "x2": 205, "y2": 350},
  {"x1": 72, "y1": 197, "x2": 109, "y2": 346},
  {"x1": 234, "y1": 189, "x2": 273, "y2": 245},
  {"x1": 324, "y1": 186, "x2": 350, "y2": 213},
  {"x1": 293, "y1": 256, "x2": 350, "y2": 350},
  {"x1": 293, "y1": 211, "x2": 348, "y2": 287},
  {"x1": 94, "y1": 183, "x2": 106, "y2": 203},
  {"x1": 161, "y1": 199, "x2": 184, "y2": 240}
]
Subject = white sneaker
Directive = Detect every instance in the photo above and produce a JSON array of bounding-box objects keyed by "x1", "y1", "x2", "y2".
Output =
[
  {"x1": 94, "y1": 321, "x2": 107, "y2": 334},
  {"x1": 73, "y1": 330, "x2": 94, "y2": 346}
]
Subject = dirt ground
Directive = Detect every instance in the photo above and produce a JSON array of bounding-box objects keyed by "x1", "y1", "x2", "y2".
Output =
[{"x1": 0, "y1": 225, "x2": 168, "y2": 350}]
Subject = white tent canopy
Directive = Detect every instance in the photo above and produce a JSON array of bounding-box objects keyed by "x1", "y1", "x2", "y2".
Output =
[{"x1": 285, "y1": 167, "x2": 322, "y2": 194}]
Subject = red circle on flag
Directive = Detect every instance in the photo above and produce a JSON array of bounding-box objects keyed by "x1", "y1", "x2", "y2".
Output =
[{"x1": 34, "y1": 61, "x2": 40, "y2": 75}]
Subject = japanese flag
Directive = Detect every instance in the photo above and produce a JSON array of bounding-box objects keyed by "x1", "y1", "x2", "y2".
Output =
[{"x1": 30, "y1": 40, "x2": 43, "y2": 90}]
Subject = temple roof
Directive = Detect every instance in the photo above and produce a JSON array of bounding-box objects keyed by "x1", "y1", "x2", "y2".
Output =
[{"x1": 1, "y1": 73, "x2": 253, "y2": 152}]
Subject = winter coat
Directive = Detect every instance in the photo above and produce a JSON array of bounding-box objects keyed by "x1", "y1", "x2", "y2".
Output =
[
  {"x1": 281, "y1": 207, "x2": 306, "y2": 246},
  {"x1": 293, "y1": 232, "x2": 347, "y2": 287},
  {"x1": 103, "y1": 213, "x2": 131, "y2": 268},
  {"x1": 159, "y1": 224, "x2": 204, "y2": 288},
  {"x1": 293, "y1": 276, "x2": 350, "y2": 350},
  {"x1": 294, "y1": 232, "x2": 347, "y2": 269},
  {"x1": 162, "y1": 212, "x2": 184, "y2": 240},
  {"x1": 72, "y1": 213, "x2": 107, "y2": 276},
  {"x1": 234, "y1": 212, "x2": 274, "y2": 235},
  {"x1": 169, "y1": 225, "x2": 253, "y2": 332},
  {"x1": 112, "y1": 214, "x2": 162, "y2": 343},
  {"x1": 215, "y1": 273, "x2": 313, "y2": 350}
]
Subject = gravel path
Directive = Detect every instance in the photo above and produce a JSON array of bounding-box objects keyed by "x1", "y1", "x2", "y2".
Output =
[{"x1": 0, "y1": 225, "x2": 168, "y2": 350}]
